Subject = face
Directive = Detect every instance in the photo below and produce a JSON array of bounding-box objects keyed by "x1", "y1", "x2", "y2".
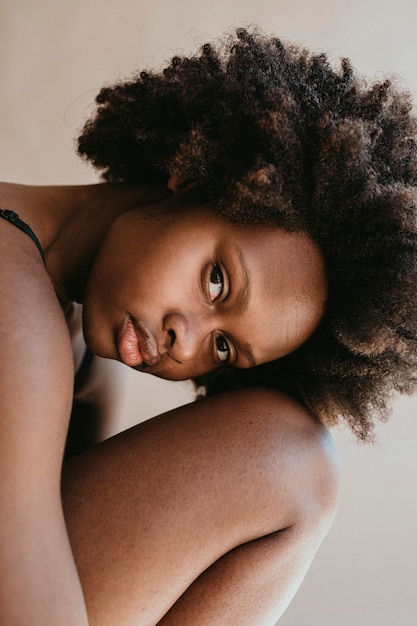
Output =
[{"x1": 82, "y1": 201, "x2": 327, "y2": 380}]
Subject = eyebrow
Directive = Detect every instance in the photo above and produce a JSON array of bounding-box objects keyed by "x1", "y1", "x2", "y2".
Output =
[
  {"x1": 237, "y1": 246, "x2": 251, "y2": 312},
  {"x1": 236, "y1": 247, "x2": 256, "y2": 368}
]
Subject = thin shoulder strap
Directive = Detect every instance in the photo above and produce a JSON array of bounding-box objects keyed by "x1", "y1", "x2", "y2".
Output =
[{"x1": 0, "y1": 208, "x2": 46, "y2": 266}]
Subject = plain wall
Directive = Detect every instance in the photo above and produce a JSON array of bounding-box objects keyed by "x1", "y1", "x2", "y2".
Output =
[{"x1": 1, "y1": 1, "x2": 416, "y2": 624}]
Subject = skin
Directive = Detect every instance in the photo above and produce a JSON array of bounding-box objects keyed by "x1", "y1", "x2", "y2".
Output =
[
  {"x1": 0, "y1": 181, "x2": 338, "y2": 625},
  {"x1": 62, "y1": 389, "x2": 339, "y2": 626},
  {"x1": 82, "y1": 198, "x2": 327, "y2": 380}
]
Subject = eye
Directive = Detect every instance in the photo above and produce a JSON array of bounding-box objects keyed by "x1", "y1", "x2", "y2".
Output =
[
  {"x1": 209, "y1": 264, "x2": 224, "y2": 301},
  {"x1": 215, "y1": 335, "x2": 230, "y2": 362}
]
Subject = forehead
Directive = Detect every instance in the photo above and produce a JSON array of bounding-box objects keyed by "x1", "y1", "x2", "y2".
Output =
[
  {"x1": 172, "y1": 206, "x2": 327, "y2": 362},
  {"x1": 152, "y1": 201, "x2": 327, "y2": 364},
  {"x1": 226, "y1": 222, "x2": 327, "y2": 362}
]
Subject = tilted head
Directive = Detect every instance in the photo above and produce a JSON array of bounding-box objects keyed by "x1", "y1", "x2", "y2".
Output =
[
  {"x1": 82, "y1": 194, "x2": 327, "y2": 380},
  {"x1": 78, "y1": 28, "x2": 417, "y2": 440}
]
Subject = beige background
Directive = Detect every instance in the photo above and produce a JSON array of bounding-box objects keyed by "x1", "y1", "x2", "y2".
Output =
[{"x1": 1, "y1": 1, "x2": 416, "y2": 624}]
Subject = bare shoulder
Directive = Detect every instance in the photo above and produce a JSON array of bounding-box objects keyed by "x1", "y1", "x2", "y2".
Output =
[{"x1": 0, "y1": 224, "x2": 74, "y2": 472}]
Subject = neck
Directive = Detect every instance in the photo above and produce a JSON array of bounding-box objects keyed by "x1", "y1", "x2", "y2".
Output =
[{"x1": 0, "y1": 181, "x2": 171, "y2": 310}]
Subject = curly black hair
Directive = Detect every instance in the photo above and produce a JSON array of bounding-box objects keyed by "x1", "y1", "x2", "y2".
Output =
[{"x1": 77, "y1": 28, "x2": 417, "y2": 440}]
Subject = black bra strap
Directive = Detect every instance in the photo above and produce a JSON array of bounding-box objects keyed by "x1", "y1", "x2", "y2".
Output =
[{"x1": 0, "y1": 208, "x2": 46, "y2": 266}]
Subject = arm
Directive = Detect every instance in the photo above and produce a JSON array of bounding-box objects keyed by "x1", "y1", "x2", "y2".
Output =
[{"x1": 0, "y1": 239, "x2": 89, "y2": 625}]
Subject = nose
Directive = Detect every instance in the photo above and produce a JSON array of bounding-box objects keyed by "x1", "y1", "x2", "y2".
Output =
[{"x1": 162, "y1": 311, "x2": 209, "y2": 363}]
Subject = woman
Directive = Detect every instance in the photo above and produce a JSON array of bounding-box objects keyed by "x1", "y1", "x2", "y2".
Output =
[{"x1": 1, "y1": 28, "x2": 416, "y2": 625}]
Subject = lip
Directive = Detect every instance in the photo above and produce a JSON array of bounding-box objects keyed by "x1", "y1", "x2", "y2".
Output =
[{"x1": 117, "y1": 316, "x2": 160, "y2": 368}]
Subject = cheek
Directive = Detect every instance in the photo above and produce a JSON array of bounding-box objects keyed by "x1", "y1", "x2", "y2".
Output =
[{"x1": 142, "y1": 247, "x2": 202, "y2": 303}]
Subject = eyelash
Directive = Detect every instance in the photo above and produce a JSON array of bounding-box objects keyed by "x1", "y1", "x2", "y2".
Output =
[{"x1": 208, "y1": 263, "x2": 231, "y2": 363}]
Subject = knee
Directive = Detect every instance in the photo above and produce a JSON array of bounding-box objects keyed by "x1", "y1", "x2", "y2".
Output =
[
  {"x1": 265, "y1": 388, "x2": 340, "y2": 542},
  {"x1": 284, "y1": 405, "x2": 340, "y2": 543},
  {"x1": 215, "y1": 387, "x2": 340, "y2": 542}
]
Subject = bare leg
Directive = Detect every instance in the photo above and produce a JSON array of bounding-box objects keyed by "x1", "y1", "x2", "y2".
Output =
[
  {"x1": 158, "y1": 531, "x2": 311, "y2": 626},
  {"x1": 62, "y1": 389, "x2": 339, "y2": 626}
]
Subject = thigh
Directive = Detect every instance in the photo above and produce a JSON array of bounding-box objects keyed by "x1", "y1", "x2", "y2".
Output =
[{"x1": 62, "y1": 388, "x2": 338, "y2": 626}]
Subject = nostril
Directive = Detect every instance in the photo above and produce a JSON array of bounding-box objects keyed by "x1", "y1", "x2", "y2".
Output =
[{"x1": 168, "y1": 329, "x2": 176, "y2": 346}]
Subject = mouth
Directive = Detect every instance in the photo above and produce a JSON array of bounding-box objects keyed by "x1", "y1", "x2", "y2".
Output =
[{"x1": 117, "y1": 316, "x2": 160, "y2": 368}]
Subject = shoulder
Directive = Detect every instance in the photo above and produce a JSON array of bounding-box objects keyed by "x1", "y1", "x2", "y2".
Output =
[{"x1": 0, "y1": 224, "x2": 74, "y2": 463}]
